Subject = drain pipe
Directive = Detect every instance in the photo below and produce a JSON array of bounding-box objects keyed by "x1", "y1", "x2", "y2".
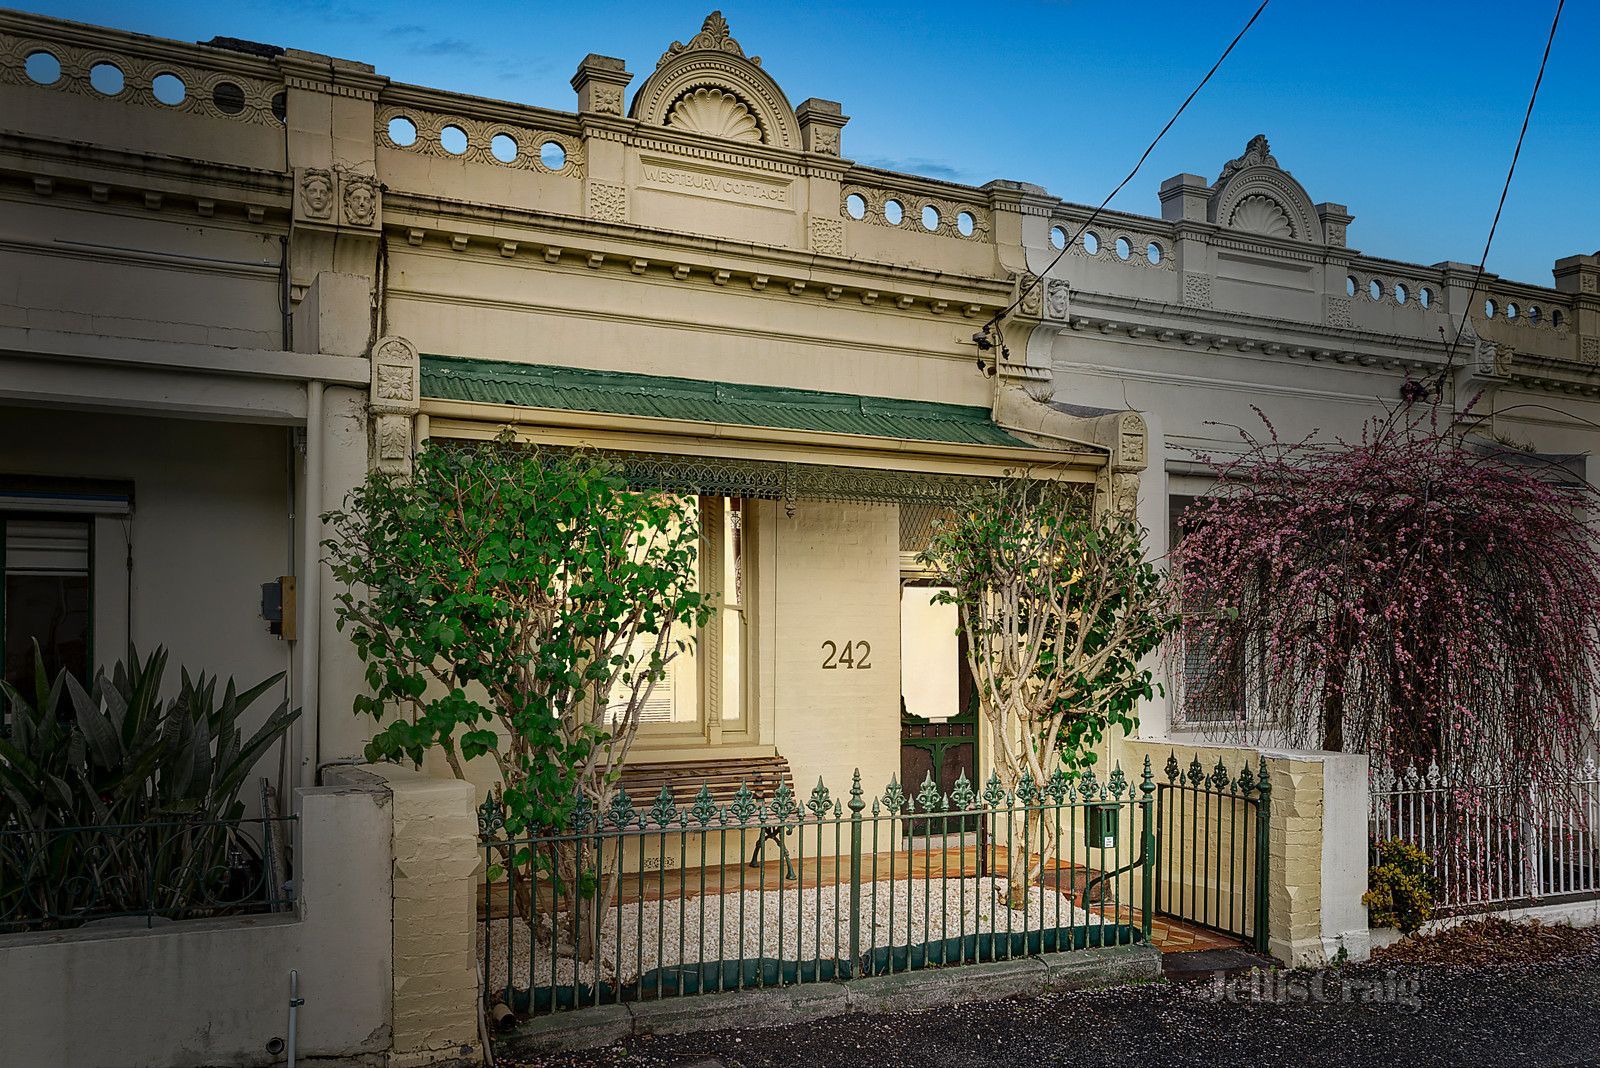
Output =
[
  {"x1": 287, "y1": 970, "x2": 304, "y2": 1068},
  {"x1": 297, "y1": 382, "x2": 324, "y2": 789}
]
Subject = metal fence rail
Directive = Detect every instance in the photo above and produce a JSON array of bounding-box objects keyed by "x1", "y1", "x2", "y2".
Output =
[
  {"x1": 479, "y1": 763, "x2": 1157, "y2": 1017},
  {"x1": 0, "y1": 816, "x2": 296, "y2": 932},
  {"x1": 1370, "y1": 761, "x2": 1600, "y2": 913},
  {"x1": 1152, "y1": 754, "x2": 1270, "y2": 951}
]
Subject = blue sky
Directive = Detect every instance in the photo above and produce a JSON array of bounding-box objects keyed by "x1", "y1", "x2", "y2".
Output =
[{"x1": 21, "y1": 0, "x2": 1596, "y2": 286}]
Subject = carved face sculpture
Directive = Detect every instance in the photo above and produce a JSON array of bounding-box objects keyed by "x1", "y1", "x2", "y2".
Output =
[
  {"x1": 344, "y1": 181, "x2": 375, "y2": 225},
  {"x1": 301, "y1": 172, "x2": 332, "y2": 216},
  {"x1": 1046, "y1": 281, "x2": 1070, "y2": 320}
]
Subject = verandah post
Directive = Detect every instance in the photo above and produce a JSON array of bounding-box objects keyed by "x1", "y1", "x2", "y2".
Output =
[
  {"x1": 1140, "y1": 755, "x2": 1155, "y2": 945},
  {"x1": 1253, "y1": 755, "x2": 1272, "y2": 954},
  {"x1": 848, "y1": 769, "x2": 864, "y2": 977}
]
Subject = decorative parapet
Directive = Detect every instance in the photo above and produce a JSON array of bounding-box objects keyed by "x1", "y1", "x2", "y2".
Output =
[
  {"x1": 1052, "y1": 215, "x2": 1175, "y2": 272},
  {"x1": 370, "y1": 335, "x2": 420, "y2": 474},
  {"x1": 0, "y1": 14, "x2": 286, "y2": 126},
  {"x1": 840, "y1": 179, "x2": 992, "y2": 242},
  {"x1": 375, "y1": 102, "x2": 585, "y2": 179},
  {"x1": 1339, "y1": 264, "x2": 1448, "y2": 312}
]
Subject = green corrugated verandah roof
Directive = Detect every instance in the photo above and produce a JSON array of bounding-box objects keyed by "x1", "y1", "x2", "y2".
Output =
[{"x1": 420, "y1": 355, "x2": 1033, "y2": 449}]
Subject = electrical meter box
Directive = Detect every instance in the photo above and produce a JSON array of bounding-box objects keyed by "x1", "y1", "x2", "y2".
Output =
[{"x1": 1086, "y1": 803, "x2": 1118, "y2": 849}]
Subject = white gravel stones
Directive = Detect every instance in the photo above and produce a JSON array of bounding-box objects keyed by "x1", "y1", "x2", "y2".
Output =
[{"x1": 485, "y1": 876, "x2": 1104, "y2": 992}]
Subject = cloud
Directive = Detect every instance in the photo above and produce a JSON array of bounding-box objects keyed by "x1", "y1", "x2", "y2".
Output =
[
  {"x1": 384, "y1": 24, "x2": 488, "y2": 59},
  {"x1": 857, "y1": 156, "x2": 972, "y2": 183},
  {"x1": 243, "y1": 0, "x2": 373, "y2": 24}
]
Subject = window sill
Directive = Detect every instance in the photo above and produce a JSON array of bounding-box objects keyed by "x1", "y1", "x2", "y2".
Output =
[{"x1": 626, "y1": 741, "x2": 775, "y2": 763}]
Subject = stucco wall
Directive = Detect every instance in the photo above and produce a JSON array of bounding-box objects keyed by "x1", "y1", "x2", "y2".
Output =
[
  {"x1": 772, "y1": 500, "x2": 902, "y2": 800},
  {"x1": 0, "y1": 783, "x2": 394, "y2": 1067},
  {"x1": 1114, "y1": 737, "x2": 1368, "y2": 965},
  {"x1": 362, "y1": 765, "x2": 482, "y2": 1068},
  {"x1": 0, "y1": 406, "x2": 291, "y2": 707}
]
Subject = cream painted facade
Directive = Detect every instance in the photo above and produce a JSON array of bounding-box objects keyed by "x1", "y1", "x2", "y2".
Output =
[
  {"x1": 0, "y1": 9, "x2": 1598, "y2": 1060},
  {"x1": 1011, "y1": 136, "x2": 1600, "y2": 740},
  {"x1": 2, "y1": 9, "x2": 1594, "y2": 786}
]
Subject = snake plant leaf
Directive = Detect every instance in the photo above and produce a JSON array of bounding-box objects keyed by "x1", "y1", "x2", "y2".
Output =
[
  {"x1": 30, "y1": 641, "x2": 49, "y2": 719},
  {"x1": 66, "y1": 672, "x2": 121, "y2": 770},
  {"x1": 1, "y1": 647, "x2": 301, "y2": 923},
  {"x1": 184, "y1": 700, "x2": 214, "y2": 805},
  {"x1": 0, "y1": 679, "x2": 33, "y2": 754},
  {"x1": 161, "y1": 699, "x2": 197, "y2": 803},
  {"x1": 41, "y1": 771, "x2": 74, "y2": 812},
  {"x1": 212, "y1": 698, "x2": 298, "y2": 809},
  {"x1": 100, "y1": 679, "x2": 130, "y2": 748}
]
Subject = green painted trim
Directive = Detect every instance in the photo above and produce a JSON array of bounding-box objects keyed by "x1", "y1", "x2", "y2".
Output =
[{"x1": 420, "y1": 355, "x2": 1032, "y2": 449}]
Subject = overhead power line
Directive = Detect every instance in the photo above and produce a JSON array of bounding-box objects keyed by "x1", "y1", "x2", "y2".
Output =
[
  {"x1": 985, "y1": 0, "x2": 1272, "y2": 339},
  {"x1": 1431, "y1": 0, "x2": 1566, "y2": 401}
]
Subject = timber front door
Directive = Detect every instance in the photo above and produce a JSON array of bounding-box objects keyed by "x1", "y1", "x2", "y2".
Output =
[{"x1": 899, "y1": 582, "x2": 980, "y2": 837}]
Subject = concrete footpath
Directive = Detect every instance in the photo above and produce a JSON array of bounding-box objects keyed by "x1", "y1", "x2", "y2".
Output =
[{"x1": 500, "y1": 944, "x2": 1161, "y2": 1056}]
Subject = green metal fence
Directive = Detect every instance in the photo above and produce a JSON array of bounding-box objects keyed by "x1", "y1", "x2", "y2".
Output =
[
  {"x1": 1152, "y1": 753, "x2": 1271, "y2": 952},
  {"x1": 479, "y1": 761, "x2": 1157, "y2": 1018}
]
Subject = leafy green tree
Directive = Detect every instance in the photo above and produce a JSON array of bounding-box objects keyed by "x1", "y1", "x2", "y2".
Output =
[
  {"x1": 921, "y1": 477, "x2": 1173, "y2": 902},
  {"x1": 322, "y1": 435, "x2": 708, "y2": 943}
]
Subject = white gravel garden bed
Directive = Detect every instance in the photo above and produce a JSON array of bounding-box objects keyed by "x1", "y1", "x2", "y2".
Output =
[{"x1": 484, "y1": 876, "x2": 1108, "y2": 992}]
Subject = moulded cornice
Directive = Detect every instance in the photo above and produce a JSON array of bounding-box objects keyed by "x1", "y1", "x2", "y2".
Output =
[
  {"x1": 0, "y1": 134, "x2": 291, "y2": 226},
  {"x1": 576, "y1": 113, "x2": 640, "y2": 142},
  {"x1": 1199, "y1": 230, "x2": 1329, "y2": 266},
  {"x1": 0, "y1": 131, "x2": 292, "y2": 192},
  {"x1": 274, "y1": 53, "x2": 386, "y2": 100},
  {"x1": 380, "y1": 195, "x2": 1010, "y2": 314},
  {"x1": 0, "y1": 325, "x2": 369, "y2": 385},
  {"x1": 1061, "y1": 291, "x2": 1456, "y2": 371},
  {"x1": 622, "y1": 126, "x2": 839, "y2": 179}
]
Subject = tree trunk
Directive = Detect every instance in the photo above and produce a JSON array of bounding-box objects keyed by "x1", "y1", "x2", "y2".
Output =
[
  {"x1": 1321, "y1": 615, "x2": 1355, "y2": 753},
  {"x1": 1005, "y1": 808, "x2": 1055, "y2": 910}
]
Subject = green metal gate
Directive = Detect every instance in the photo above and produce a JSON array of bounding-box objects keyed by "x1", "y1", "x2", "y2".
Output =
[{"x1": 1153, "y1": 752, "x2": 1271, "y2": 952}]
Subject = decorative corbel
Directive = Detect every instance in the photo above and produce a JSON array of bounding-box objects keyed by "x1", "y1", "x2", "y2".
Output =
[
  {"x1": 370, "y1": 335, "x2": 421, "y2": 474},
  {"x1": 1092, "y1": 411, "x2": 1148, "y2": 520}
]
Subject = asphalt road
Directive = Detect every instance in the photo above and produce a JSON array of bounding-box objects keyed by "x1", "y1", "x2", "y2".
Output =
[{"x1": 514, "y1": 954, "x2": 1600, "y2": 1068}]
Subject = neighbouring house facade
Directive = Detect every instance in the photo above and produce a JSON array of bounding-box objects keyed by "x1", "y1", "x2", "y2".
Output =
[{"x1": 2, "y1": 7, "x2": 1598, "y2": 1065}]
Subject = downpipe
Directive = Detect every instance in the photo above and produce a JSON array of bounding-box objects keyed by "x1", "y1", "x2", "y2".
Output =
[{"x1": 287, "y1": 970, "x2": 303, "y2": 1068}]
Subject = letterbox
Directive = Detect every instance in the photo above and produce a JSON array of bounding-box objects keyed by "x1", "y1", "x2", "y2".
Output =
[{"x1": 1086, "y1": 803, "x2": 1118, "y2": 849}]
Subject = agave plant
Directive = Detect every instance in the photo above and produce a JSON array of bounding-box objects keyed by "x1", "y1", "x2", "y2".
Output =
[{"x1": 0, "y1": 646, "x2": 299, "y2": 927}]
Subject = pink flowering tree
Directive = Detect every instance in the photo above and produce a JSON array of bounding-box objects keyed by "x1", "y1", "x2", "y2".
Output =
[{"x1": 1170, "y1": 404, "x2": 1600, "y2": 786}]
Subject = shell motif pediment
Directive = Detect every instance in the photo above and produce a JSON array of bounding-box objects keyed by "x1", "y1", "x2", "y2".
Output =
[
  {"x1": 1229, "y1": 194, "x2": 1294, "y2": 239},
  {"x1": 666, "y1": 87, "x2": 763, "y2": 143}
]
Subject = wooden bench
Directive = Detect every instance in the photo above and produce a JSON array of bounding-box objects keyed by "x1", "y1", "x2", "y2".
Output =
[{"x1": 618, "y1": 755, "x2": 797, "y2": 877}]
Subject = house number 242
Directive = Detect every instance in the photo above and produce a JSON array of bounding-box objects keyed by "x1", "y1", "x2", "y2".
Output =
[{"x1": 820, "y1": 640, "x2": 872, "y2": 669}]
